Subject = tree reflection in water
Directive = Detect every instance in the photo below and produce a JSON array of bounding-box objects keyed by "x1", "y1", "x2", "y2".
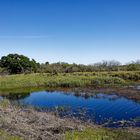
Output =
[{"x1": 1, "y1": 92, "x2": 30, "y2": 100}]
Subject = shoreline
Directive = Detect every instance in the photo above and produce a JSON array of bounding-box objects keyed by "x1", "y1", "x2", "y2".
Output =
[
  {"x1": 0, "y1": 100, "x2": 140, "y2": 140},
  {"x1": 0, "y1": 100, "x2": 86, "y2": 140},
  {"x1": 0, "y1": 73, "x2": 140, "y2": 139},
  {"x1": 1, "y1": 86, "x2": 140, "y2": 102}
]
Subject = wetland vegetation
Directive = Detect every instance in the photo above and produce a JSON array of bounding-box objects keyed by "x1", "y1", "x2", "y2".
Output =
[
  {"x1": 0, "y1": 54, "x2": 140, "y2": 91},
  {"x1": 0, "y1": 100, "x2": 140, "y2": 140},
  {"x1": 0, "y1": 54, "x2": 140, "y2": 139}
]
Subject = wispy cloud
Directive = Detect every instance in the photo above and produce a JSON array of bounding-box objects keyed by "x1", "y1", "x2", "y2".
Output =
[{"x1": 0, "y1": 35, "x2": 48, "y2": 39}]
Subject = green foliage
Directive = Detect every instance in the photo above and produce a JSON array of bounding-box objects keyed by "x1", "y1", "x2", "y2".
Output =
[
  {"x1": 0, "y1": 73, "x2": 126, "y2": 91},
  {"x1": 39, "y1": 60, "x2": 140, "y2": 73},
  {"x1": 0, "y1": 54, "x2": 39, "y2": 74},
  {"x1": 1, "y1": 71, "x2": 140, "y2": 91},
  {"x1": 127, "y1": 64, "x2": 140, "y2": 71},
  {"x1": 1, "y1": 54, "x2": 140, "y2": 74},
  {"x1": 67, "y1": 71, "x2": 140, "y2": 82},
  {"x1": 65, "y1": 128, "x2": 140, "y2": 140}
]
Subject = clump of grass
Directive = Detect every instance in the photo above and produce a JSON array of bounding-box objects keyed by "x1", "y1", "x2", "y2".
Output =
[
  {"x1": 0, "y1": 129, "x2": 22, "y2": 140},
  {"x1": 89, "y1": 76, "x2": 125, "y2": 87},
  {"x1": 0, "y1": 99, "x2": 9, "y2": 108},
  {"x1": 65, "y1": 128, "x2": 140, "y2": 140}
]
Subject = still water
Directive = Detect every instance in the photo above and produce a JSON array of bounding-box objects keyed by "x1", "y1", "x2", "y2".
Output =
[{"x1": 1, "y1": 90, "x2": 140, "y2": 127}]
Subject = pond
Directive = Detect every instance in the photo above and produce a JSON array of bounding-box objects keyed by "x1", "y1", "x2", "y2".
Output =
[{"x1": 1, "y1": 90, "x2": 140, "y2": 127}]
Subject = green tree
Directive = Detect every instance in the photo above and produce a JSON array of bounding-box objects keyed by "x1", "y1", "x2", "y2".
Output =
[
  {"x1": 0, "y1": 54, "x2": 39, "y2": 74},
  {"x1": 127, "y1": 64, "x2": 140, "y2": 71}
]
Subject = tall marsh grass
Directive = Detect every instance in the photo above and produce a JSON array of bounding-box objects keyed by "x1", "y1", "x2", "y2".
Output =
[{"x1": 0, "y1": 73, "x2": 127, "y2": 90}]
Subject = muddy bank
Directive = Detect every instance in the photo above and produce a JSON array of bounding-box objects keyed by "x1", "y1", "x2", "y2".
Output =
[
  {"x1": 70, "y1": 87, "x2": 140, "y2": 102},
  {"x1": 0, "y1": 103, "x2": 86, "y2": 140},
  {"x1": 1, "y1": 85, "x2": 140, "y2": 102},
  {"x1": 0, "y1": 101, "x2": 140, "y2": 140}
]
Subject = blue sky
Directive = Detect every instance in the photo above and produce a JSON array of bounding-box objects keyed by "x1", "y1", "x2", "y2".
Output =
[{"x1": 0, "y1": 0, "x2": 140, "y2": 64}]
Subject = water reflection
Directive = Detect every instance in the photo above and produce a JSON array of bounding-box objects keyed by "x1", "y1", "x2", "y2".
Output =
[
  {"x1": 0, "y1": 90, "x2": 140, "y2": 127},
  {"x1": 1, "y1": 92, "x2": 30, "y2": 100}
]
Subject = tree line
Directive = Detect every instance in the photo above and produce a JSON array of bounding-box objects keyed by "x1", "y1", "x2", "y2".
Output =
[{"x1": 0, "y1": 54, "x2": 140, "y2": 75}]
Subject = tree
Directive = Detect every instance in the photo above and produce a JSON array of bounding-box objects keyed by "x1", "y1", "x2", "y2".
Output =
[
  {"x1": 0, "y1": 54, "x2": 39, "y2": 74},
  {"x1": 127, "y1": 63, "x2": 140, "y2": 71}
]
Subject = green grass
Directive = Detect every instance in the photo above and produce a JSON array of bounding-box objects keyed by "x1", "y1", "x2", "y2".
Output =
[
  {"x1": 0, "y1": 129, "x2": 22, "y2": 140},
  {"x1": 65, "y1": 128, "x2": 140, "y2": 140},
  {"x1": 0, "y1": 73, "x2": 127, "y2": 91},
  {"x1": 66, "y1": 71, "x2": 140, "y2": 82},
  {"x1": 0, "y1": 71, "x2": 140, "y2": 91}
]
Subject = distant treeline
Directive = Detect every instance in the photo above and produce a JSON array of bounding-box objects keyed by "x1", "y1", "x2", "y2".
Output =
[{"x1": 0, "y1": 54, "x2": 140, "y2": 75}]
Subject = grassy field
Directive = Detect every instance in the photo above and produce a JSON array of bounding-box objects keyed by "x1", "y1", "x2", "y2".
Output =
[
  {"x1": 0, "y1": 71, "x2": 140, "y2": 91},
  {"x1": 65, "y1": 128, "x2": 140, "y2": 140}
]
